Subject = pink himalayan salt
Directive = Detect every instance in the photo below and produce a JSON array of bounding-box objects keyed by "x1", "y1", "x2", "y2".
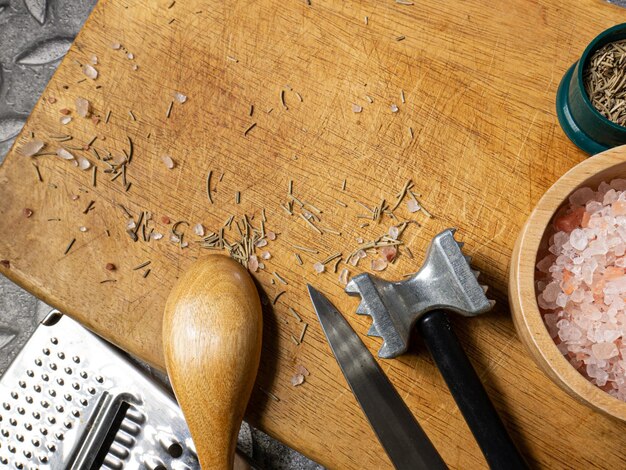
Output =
[
  {"x1": 537, "y1": 181, "x2": 626, "y2": 401},
  {"x1": 380, "y1": 246, "x2": 397, "y2": 262},
  {"x1": 313, "y1": 262, "x2": 325, "y2": 274},
  {"x1": 339, "y1": 268, "x2": 349, "y2": 285},
  {"x1": 371, "y1": 258, "x2": 387, "y2": 271},
  {"x1": 247, "y1": 255, "x2": 259, "y2": 272}
]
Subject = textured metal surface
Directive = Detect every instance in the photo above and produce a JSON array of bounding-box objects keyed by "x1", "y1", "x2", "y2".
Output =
[
  {"x1": 345, "y1": 229, "x2": 493, "y2": 359},
  {"x1": 0, "y1": 311, "x2": 199, "y2": 469},
  {"x1": 308, "y1": 286, "x2": 447, "y2": 470},
  {"x1": 0, "y1": 2, "x2": 322, "y2": 468}
]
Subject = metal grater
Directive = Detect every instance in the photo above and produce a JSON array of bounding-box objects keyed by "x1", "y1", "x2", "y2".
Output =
[{"x1": 0, "y1": 310, "x2": 200, "y2": 470}]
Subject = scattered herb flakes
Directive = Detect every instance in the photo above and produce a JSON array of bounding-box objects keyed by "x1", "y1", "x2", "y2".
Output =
[
  {"x1": 64, "y1": 238, "x2": 76, "y2": 255},
  {"x1": 166, "y1": 101, "x2": 174, "y2": 118},
  {"x1": 244, "y1": 122, "x2": 257, "y2": 136},
  {"x1": 83, "y1": 200, "x2": 95, "y2": 214},
  {"x1": 273, "y1": 290, "x2": 286, "y2": 305},
  {"x1": 32, "y1": 163, "x2": 43, "y2": 182},
  {"x1": 298, "y1": 323, "x2": 308, "y2": 343},
  {"x1": 206, "y1": 170, "x2": 214, "y2": 204}
]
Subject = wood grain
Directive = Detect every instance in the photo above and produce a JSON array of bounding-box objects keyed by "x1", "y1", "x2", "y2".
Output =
[
  {"x1": 1, "y1": 0, "x2": 626, "y2": 468},
  {"x1": 510, "y1": 145, "x2": 626, "y2": 422},
  {"x1": 163, "y1": 255, "x2": 262, "y2": 469}
]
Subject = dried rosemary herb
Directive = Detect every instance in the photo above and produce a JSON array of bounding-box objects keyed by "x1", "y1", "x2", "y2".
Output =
[{"x1": 584, "y1": 39, "x2": 626, "y2": 127}]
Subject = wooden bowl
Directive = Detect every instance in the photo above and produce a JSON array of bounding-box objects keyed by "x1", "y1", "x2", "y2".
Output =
[{"x1": 510, "y1": 144, "x2": 626, "y2": 421}]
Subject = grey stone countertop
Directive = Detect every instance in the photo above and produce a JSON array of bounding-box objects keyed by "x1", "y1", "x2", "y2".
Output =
[{"x1": 0, "y1": 1, "x2": 322, "y2": 468}]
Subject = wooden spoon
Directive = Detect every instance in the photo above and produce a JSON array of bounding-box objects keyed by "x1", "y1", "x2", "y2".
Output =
[{"x1": 163, "y1": 255, "x2": 263, "y2": 469}]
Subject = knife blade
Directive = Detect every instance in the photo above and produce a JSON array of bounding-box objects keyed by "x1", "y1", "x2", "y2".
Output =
[{"x1": 307, "y1": 285, "x2": 447, "y2": 470}]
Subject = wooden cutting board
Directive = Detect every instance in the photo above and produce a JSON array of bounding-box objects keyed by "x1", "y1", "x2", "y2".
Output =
[{"x1": 1, "y1": 0, "x2": 626, "y2": 467}]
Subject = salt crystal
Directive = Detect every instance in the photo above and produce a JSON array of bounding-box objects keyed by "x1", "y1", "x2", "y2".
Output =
[
  {"x1": 313, "y1": 262, "x2": 325, "y2": 273},
  {"x1": 193, "y1": 223, "x2": 205, "y2": 237},
  {"x1": 79, "y1": 226, "x2": 88, "y2": 232},
  {"x1": 261, "y1": 251, "x2": 271, "y2": 260},
  {"x1": 291, "y1": 374, "x2": 305, "y2": 387},
  {"x1": 592, "y1": 342, "x2": 618, "y2": 360},
  {"x1": 60, "y1": 116, "x2": 72, "y2": 125},
  {"x1": 388, "y1": 226, "x2": 400, "y2": 239},
  {"x1": 126, "y1": 219, "x2": 136, "y2": 230},
  {"x1": 380, "y1": 246, "x2": 397, "y2": 262},
  {"x1": 256, "y1": 239, "x2": 268, "y2": 248},
  {"x1": 267, "y1": 231, "x2": 276, "y2": 241},
  {"x1": 407, "y1": 199, "x2": 420, "y2": 213},
  {"x1": 258, "y1": 262, "x2": 265, "y2": 270},
  {"x1": 76, "y1": 156, "x2": 91, "y2": 170},
  {"x1": 83, "y1": 64, "x2": 98, "y2": 80},
  {"x1": 56, "y1": 148, "x2": 75, "y2": 160},
  {"x1": 611, "y1": 179, "x2": 626, "y2": 191},
  {"x1": 127, "y1": 52, "x2": 134, "y2": 60},
  {"x1": 371, "y1": 258, "x2": 388, "y2": 271},
  {"x1": 111, "y1": 42, "x2": 121, "y2": 50},
  {"x1": 90, "y1": 55, "x2": 98, "y2": 65},
  {"x1": 357, "y1": 249, "x2": 367, "y2": 259},
  {"x1": 174, "y1": 92, "x2": 187, "y2": 103},
  {"x1": 295, "y1": 365, "x2": 310, "y2": 376},
  {"x1": 339, "y1": 268, "x2": 349, "y2": 285},
  {"x1": 390, "y1": 104, "x2": 399, "y2": 113},
  {"x1": 248, "y1": 255, "x2": 259, "y2": 272},
  {"x1": 75, "y1": 97, "x2": 91, "y2": 118},
  {"x1": 19, "y1": 139, "x2": 44, "y2": 157},
  {"x1": 569, "y1": 187, "x2": 595, "y2": 206},
  {"x1": 151, "y1": 232, "x2": 163, "y2": 240},
  {"x1": 604, "y1": 189, "x2": 619, "y2": 205},
  {"x1": 570, "y1": 229, "x2": 588, "y2": 250},
  {"x1": 352, "y1": 104, "x2": 362, "y2": 113},
  {"x1": 162, "y1": 155, "x2": 175, "y2": 169}
]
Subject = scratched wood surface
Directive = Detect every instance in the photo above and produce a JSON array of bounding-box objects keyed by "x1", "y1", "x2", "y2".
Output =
[{"x1": 1, "y1": 0, "x2": 626, "y2": 468}]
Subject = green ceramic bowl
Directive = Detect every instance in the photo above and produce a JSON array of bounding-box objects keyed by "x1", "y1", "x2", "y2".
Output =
[{"x1": 556, "y1": 23, "x2": 626, "y2": 154}]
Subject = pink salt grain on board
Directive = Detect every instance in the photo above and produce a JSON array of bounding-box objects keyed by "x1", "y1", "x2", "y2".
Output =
[
  {"x1": 248, "y1": 255, "x2": 259, "y2": 272},
  {"x1": 313, "y1": 262, "x2": 325, "y2": 273},
  {"x1": 537, "y1": 181, "x2": 626, "y2": 401}
]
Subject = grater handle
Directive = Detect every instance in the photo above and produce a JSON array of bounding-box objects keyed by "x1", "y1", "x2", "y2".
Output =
[{"x1": 163, "y1": 255, "x2": 263, "y2": 470}]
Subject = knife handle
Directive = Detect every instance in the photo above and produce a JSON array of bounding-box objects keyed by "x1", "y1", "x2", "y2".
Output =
[
  {"x1": 417, "y1": 310, "x2": 527, "y2": 470},
  {"x1": 163, "y1": 255, "x2": 263, "y2": 469}
]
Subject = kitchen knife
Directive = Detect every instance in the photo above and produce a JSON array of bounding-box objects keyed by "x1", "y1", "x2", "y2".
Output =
[{"x1": 307, "y1": 285, "x2": 447, "y2": 470}]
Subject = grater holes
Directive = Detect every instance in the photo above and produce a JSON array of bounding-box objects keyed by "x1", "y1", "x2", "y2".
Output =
[
  {"x1": 9, "y1": 418, "x2": 16, "y2": 426},
  {"x1": 55, "y1": 405, "x2": 64, "y2": 413},
  {"x1": 33, "y1": 385, "x2": 41, "y2": 393},
  {"x1": 0, "y1": 457, "x2": 5, "y2": 464},
  {"x1": 39, "y1": 428, "x2": 47, "y2": 436},
  {"x1": 48, "y1": 390, "x2": 56, "y2": 398},
  {"x1": 23, "y1": 422, "x2": 31, "y2": 431},
  {"x1": 42, "y1": 348, "x2": 50, "y2": 356},
  {"x1": 10, "y1": 391, "x2": 18, "y2": 400},
  {"x1": 50, "y1": 337, "x2": 58, "y2": 345},
  {"x1": 63, "y1": 393, "x2": 72, "y2": 402},
  {"x1": 49, "y1": 363, "x2": 57, "y2": 371},
  {"x1": 40, "y1": 400, "x2": 49, "y2": 409},
  {"x1": 15, "y1": 462, "x2": 23, "y2": 469},
  {"x1": 1, "y1": 428, "x2": 9, "y2": 437},
  {"x1": 71, "y1": 382, "x2": 80, "y2": 391},
  {"x1": 54, "y1": 431, "x2": 64, "y2": 441},
  {"x1": 25, "y1": 396, "x2": 33, "y2": 404},
  {"x1": 41, "y1": 374, "x2": 48, "y2": 382},
  {"x1": 18, "y1": 381, "x2": 26, "y2": 389},
  {"x1": 71, "y1": 409, "x2": 80, "y2": 418},
  {"x1": 31, "y1": 438, "x2": 40, "y2": 447},
  {"x1": 47, "y1": 416, "x2": 55, "y2": 425},
  {"x1": 33, "y1": 358, "x2": 42, "y2": 367},
  {"x1": 46, "y1": 442, "x2": 55, "y2": 452},
  {"x1": 64, "y1": 367, "x2": 72, "y2": 375},
  {"x1": 57, "y1": 352, "x2": 65, "y2": 360},
  {"x1": 87, "y1": 387, "x2": 96, "y2": 395},
  {"x1": 16, "y1": 406, "x2": 24, "y2": 415},
  {"x1": 72, "y1": 356, "x2": 80, "y2": 364},
  {"x1": 79, "y1": 371, "x2": 87, "y2": 379},
  {"x1": 32, "y1": 411, "x2": 39, "y2": 419},
  {"x1": 15, "y1": 433, "x2": 23, "y2": 442},
  {"x1": 39, "y1": 454, "x2": 48, "y2": 463},
  {"x1": 2, "y1": 402, "x2": 9, "y2": 410},
  {"x1": 95, "y1": 375, "x2": 103, "y2": 383},
  {"x1": 7, "y1": 444, "x2": 15, "y2": 453},
  {"x1": 79, "y1": 398, "x2": 88, "y2": 407}
]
